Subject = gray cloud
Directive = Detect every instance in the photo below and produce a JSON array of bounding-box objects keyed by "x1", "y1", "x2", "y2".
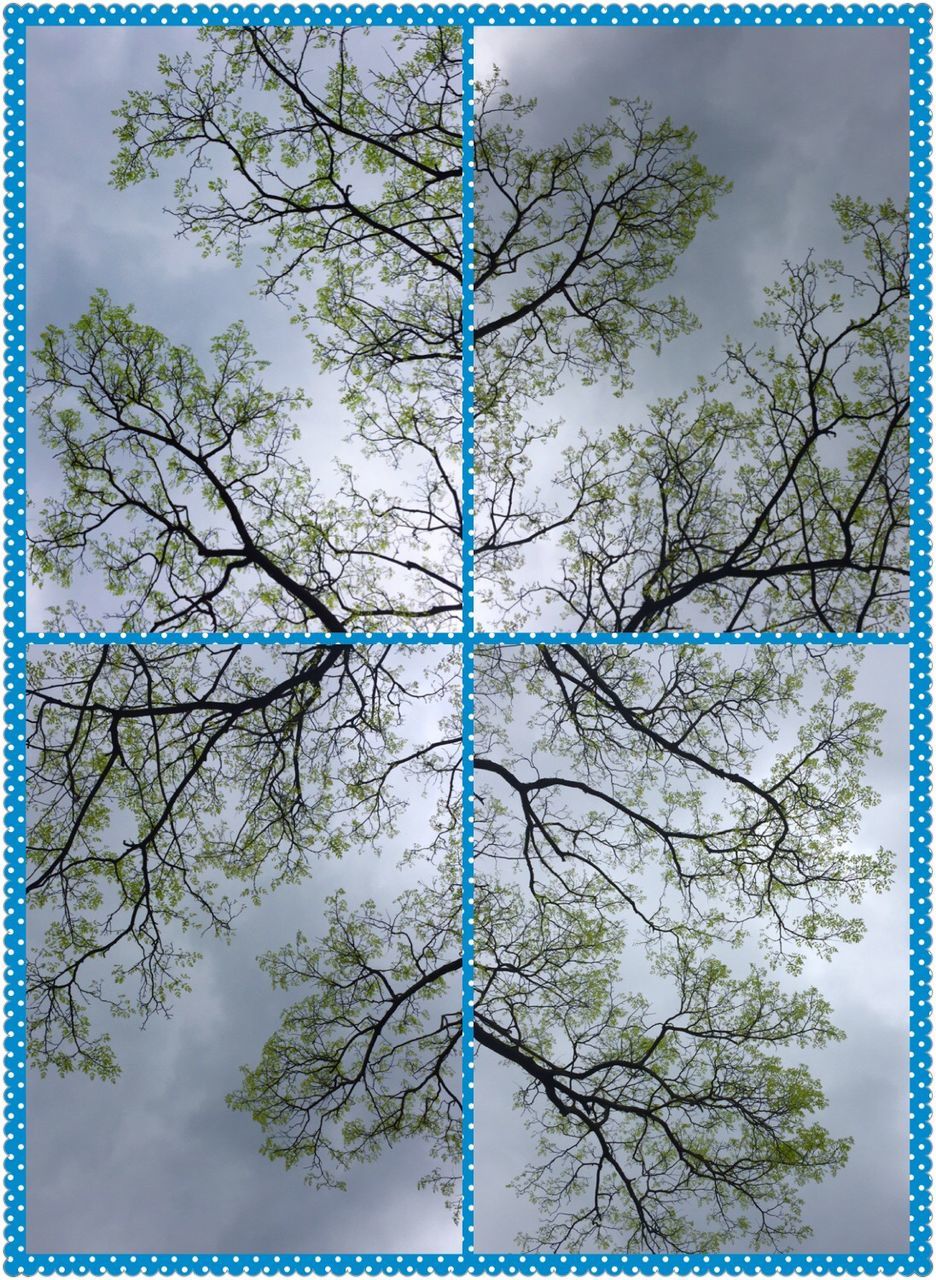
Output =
[
  {"x1": 29, "y1": 867, "x2": 461, "y2": 1254},
  {"x1": 25, "y1": 21, "x2": 915, "y2": 1263},
  {"x1": 25, "y1": 29, "x2": 464, "y2": 1254},
  {"x1": 472, "y1": 27, "x2": 909, "y2": 627},
  {"x1": 473, "y1": 644, "x2": 910, "y2": 1254},
  {"x1": 474, "y1": 27, "x2": 907, "y2": 326},
  {"x1": 26, "y1": 644, "x2": 461, "y2": 1254}
]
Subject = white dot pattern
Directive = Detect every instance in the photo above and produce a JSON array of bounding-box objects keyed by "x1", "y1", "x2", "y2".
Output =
[{"x1": 3, "y1": 2, "x2": 931, "y2": 1275}]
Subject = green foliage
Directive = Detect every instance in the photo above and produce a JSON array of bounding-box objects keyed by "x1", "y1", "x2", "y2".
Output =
[
  {"x1": 473, "y1": 644, "x2": 894, "y2": 1250},
  {"x1": 475, "y1": 86, "x2": 729, "y2": 397},
  {"x1": 230, "y1": 854, "x2": 461, "y2": 1210},
  {"x1": 27, "y1": 643, "x2": 459, "y2": 1084},
  {"x1": 30, "y1": 288, "x2": 461, "y2": 630},
  {"x1": 498, "y1": 943, "x2": 851, "y2": 1252},
  {"x1": 27, "y1": 31, "x2": 906, "y2": 1248},
  {"x1": 112, "y1": 27, "x2": 461, "y2": 382},
  {"x1": 32, "y1": 29, "x2": 463, "y2": 633},
  {"x1": 476, "y1": 184, "x2": 909, "y2": 632}
]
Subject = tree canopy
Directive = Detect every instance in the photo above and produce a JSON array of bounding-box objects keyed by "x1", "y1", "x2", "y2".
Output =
[
  {"x1": 32, "y1": 27, "x2": 464, "y2": 631},
  {"x1": 472, "y1": 643, "x2": 893, "y2": 1250},
  {"x1": 31, "y1": 37, "x2": 907, "y2": 634},
  {"x1": 473, "y1": 72, "x2": 908, "y2": 631},
  {"x1": 27, "y1": 638, "x2": 895, "y2": 1248},
  {"x1": 27, "y1": 642, "x2": 460, "y2": 1084},
  {"x1": 229, "y1": 860, "x2": 462, "y2": 1211},
  {"x1": 32, "y1": 30, "x2": 734, "y2": 637}
]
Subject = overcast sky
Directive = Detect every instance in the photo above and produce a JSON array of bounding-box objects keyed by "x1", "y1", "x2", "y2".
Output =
[
  {"x1": 22, "y1": 28, "x2": 466, "y2": 1256},
  {"x1": 472, "y1": 27, "x2": 910, "y2": 629},
  {"x1": 473, "y1": 643, "x2": 910, "y2": 1255},
  {"x1": 27, "y1": 26, "x2": 910, "y2": 632},
  {"x1": 24, "y1": 32, "x2": 466, "y2": 1240},
  {"x1": 27, "y1": 644, "x2": 461, "y2": 1255}
]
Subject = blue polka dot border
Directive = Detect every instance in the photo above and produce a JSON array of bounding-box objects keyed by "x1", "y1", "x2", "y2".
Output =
[{"x1": 4, "y1": 2, "x2": 932, "y2": 1276}]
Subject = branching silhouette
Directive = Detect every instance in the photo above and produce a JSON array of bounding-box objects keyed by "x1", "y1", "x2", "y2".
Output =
[
  {"x1": 27, "y1": 642, "x2": 460, "y2": 1090},
  {"x1": 30, "y1": 42, "x2": 906, "y2": 633},
  {"x1": 473, "y1": 70, "x2": 908, "y2": 631},
  {"x1": 31, "y1": 27, "x2": 463, "y2": 631},
  {"x1": 472, "y1": 643, "x2": 893, "y2": 1250},
  {"x1": 26, "y1": 29, "x2": 906, "y2": 1249},
  {"x1": 28, "y1": 640, "x2": 894, "y2": 1246},
  {"x1": 230, "y1": 865, "x2": 462, "y2": 1210}
]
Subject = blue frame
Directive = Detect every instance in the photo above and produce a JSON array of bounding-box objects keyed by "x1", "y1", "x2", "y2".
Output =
[{"x1": 3, "y1": 3, "x2": 931, "y2": 1275}]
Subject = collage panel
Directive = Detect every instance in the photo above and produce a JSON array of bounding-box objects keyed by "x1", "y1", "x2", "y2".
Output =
[
  {"x1": 472, "y1": 641, "x2": 909, "y2": 1254},
  {"x1": 472, "y1": 28, "x2": 910, "y2": 633},
  {"x1": 26, "y1": 642, "x2": 461, "y2": 1251},
  {"x1": 26, "y1": 24, "x2": 463, "y2": 634}
]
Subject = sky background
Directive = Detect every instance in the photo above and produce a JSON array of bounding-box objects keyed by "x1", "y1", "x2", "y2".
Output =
[
  {"x1": 472, "y1": 27, "x2": 910, "y2": 629},
  {"x1": 27, "y1": 26, "x2": 909, "y2": 632},
  {"x1": 27, "y1": 644, "x2": 461, "y2": 1255},
  {"x1": 24, "y1": 28, "x2": 467, "y2": 1256},
  {"x1": 473, "y1": 644, "x2": 910, "y2": 1255}
]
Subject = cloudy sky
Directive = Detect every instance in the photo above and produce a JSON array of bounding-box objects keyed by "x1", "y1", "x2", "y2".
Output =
[
  {"x1": 27, "y1": 644, "x2": 461, "y2": 1255},
  {"x1": 24, "y1": 30, "x2": 461, "y2": 1238},
  {"x1": 473, "y1": 642, "x2": 910, "y2": 1255},
  {"x1": 24, "y1": 28, "x2": 466, "y2": 1257},
  {"x1": 472, "y1": 27, "x2": 909, "y2": 629}
]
